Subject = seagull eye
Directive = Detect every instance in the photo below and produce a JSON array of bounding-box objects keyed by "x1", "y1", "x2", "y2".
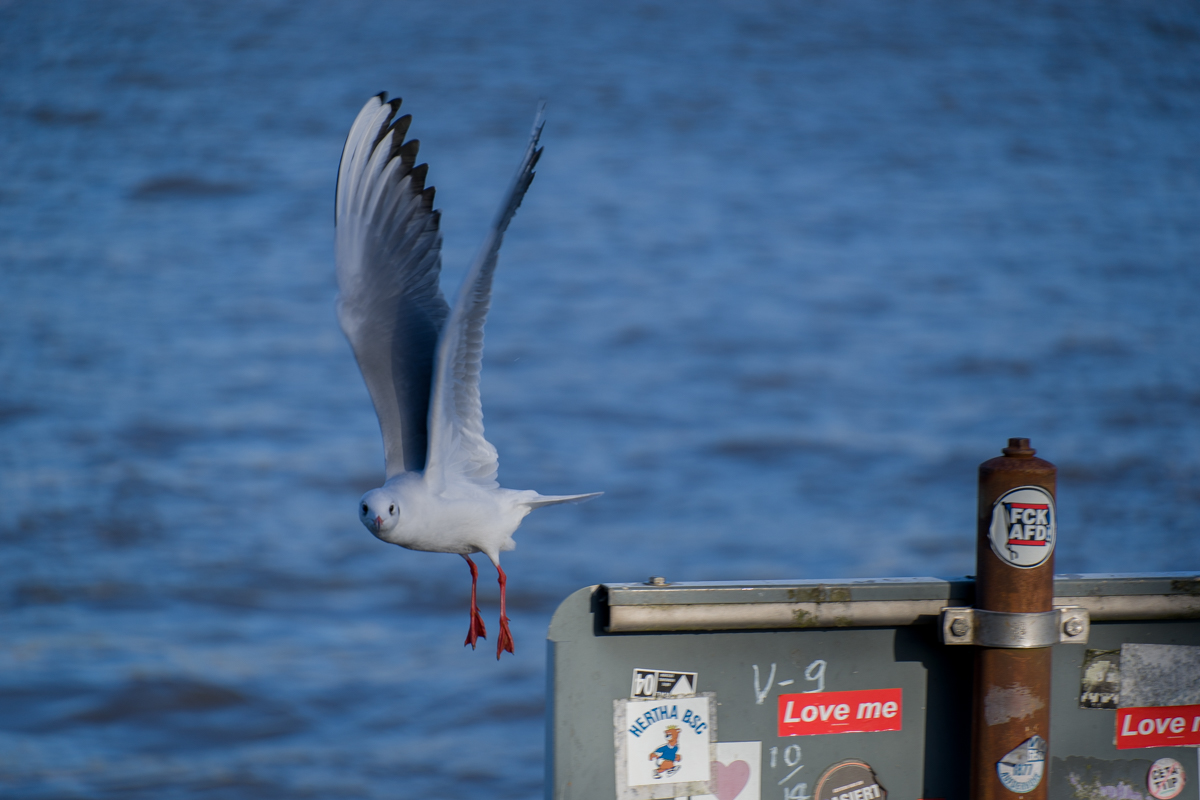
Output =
[
  {"x1": 361, "y1": 504, "x2": 368, "y2": 515},
  {"x1": 389, "y1": 504, "x2": 396, "y2": 515}
]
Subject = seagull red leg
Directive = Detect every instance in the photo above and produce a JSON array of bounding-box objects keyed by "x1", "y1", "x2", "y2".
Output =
[
  {"x1": 496, "y1": 564, "x2": 515, "y2": 659},
  {"x1": 462, "y1": 554, "x2": 487, "y2": 649}
]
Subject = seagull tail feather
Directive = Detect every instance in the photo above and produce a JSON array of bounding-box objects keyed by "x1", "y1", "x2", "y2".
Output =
[{"x1": 524, "y1": 491, "x2": 603, "y2": 510}]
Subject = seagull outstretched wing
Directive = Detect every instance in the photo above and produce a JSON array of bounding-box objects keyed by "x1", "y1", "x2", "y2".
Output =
[
  {"x1": 335, "y1": 94, "x2": 448, "y2": 478},
  {"x1": 425, "y1": 106, "x2": 546, "y2": 489}
]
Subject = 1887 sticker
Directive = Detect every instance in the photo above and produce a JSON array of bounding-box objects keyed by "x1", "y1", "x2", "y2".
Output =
[
  {"x1": 988, "y1": 486, "x2": 1055, "y2": 569},
  {"x1": 997, "y1": 735, "x2": 1046, "y2": 793}
]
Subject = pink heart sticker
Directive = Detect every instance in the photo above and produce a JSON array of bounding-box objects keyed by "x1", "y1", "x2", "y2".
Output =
[{"x1": 711, "y1": 759, "x2": 751, "y2": 800}]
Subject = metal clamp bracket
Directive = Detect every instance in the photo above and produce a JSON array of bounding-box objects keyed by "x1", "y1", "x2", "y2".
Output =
[{"x1": 940, "y1": 606, "x2": 1090, "y2": 647}]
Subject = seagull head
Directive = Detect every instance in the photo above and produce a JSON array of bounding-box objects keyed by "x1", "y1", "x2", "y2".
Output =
[{"x1": 359, "y1": 488, "x2": 400, "y2": 538}]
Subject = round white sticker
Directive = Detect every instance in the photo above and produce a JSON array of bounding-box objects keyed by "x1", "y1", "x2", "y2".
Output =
[
  {"x1": 1148, "y1": 757, "x2": 1185, "y2": 800},
  {"x1": 996, "y1": 735, "x2": 1046, "y2": 793},
  {"x1": 989, "y1": 486, "x2": 1056, "y2": 569}
]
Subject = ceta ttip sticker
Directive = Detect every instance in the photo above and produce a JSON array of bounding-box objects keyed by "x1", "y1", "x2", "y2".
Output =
[
  {"x1": 1148, "y1": 757, "x2": 1186, "y2": 800},
  {"x1": 988, "y1": 486, "x2": 1055, "y2": 569}
]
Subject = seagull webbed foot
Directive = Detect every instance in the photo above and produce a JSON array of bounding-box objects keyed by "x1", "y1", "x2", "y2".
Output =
[
  {"x1": 462, "y1": 554, "x2": 488, "y2": 649},
  {"x1": 495, "y1": 563, "x2": 515, "y2": 659},
  {"x1": 466, "y1": 609, "x2": 488, "y2": 649}
]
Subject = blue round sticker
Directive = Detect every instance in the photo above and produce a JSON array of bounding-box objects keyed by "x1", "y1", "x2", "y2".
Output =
[{"x1": 996, "y1": 735, "x2": 1046, "y2": 793}]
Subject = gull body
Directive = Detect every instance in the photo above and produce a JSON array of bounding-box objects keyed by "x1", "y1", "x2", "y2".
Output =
[
  {"x1": 335, "y1": 94, "x2": 599, "y2": 658},
  {"x1": 360, "y1": 476, "x2": 537, "y2": 558}
]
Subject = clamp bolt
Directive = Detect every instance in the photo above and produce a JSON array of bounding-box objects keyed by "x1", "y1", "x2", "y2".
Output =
[
  {"x1": 1064, "y1": 617, "x2": 1084, "y2": 637},
  {"x1": 647, "y1": 576, "x2": 667, "y2": 586},
  {"x1": 950, "y1": 618, "x2": 970, "y2": 637}
]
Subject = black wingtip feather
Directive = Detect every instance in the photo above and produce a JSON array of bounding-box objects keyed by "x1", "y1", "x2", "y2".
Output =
[
  {"x1": 410, "y1": 163, "x2": 429, "y2": 192},
  {"x1": 371, "y1": 102, "x2": 401, "y2": 152},
  {"x1": 399, "y1": 139, "x2": 421, "y2": 169},
  {"x1": 386, "y1": 115, "x2": 413, "y2": 155},
  {"x1": 420, "y1": 185, "x2": 436, "y2": 212}
]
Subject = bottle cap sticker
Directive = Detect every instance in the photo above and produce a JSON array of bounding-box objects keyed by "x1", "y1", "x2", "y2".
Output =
[
  {"x1": 814, "y1": 760, "x2": 887, "y2": 800},
  {"x1": 988, "y1": 486, "x2": 1055, "y2": 569},
  {"x1": 632, "y1": 668, "x2": 698, "y2": 699},
  {"x1": 996, "y1": 735, "x2": 1046, "y2": 793},
  {"x1": 1148, "y1": 757, "x2": 1185, "y2": 800}
]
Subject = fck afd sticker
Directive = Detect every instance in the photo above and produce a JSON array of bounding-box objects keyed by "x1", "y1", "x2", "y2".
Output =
[{"x1": 988, "y1": 486, "x2": 1055, "y2": 569}]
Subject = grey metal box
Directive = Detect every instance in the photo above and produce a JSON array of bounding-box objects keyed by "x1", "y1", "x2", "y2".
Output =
[{"x1": 547, "y1": 574, "x2": 1200, "y2": 800}]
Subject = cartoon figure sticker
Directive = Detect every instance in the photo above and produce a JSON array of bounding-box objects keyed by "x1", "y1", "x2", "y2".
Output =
[
  {"x1": 996, "y1": 735, "x2": 1046, "y2": 793},
  {"x1": 615, "y1": 694, "x2": 716, "y2": 800},
  {"x1": 814, "y1": 760, "x2": 887, "y2": 800},
  {"x1": 988, "y1": 486, "x2": 1055, "y2": 569},
  {"x1": 692, "y1": 742, "x2": 762, "y2": 800},
  {"x1": 650, "y1": 725, "x2": 684, "y2": 778},
  {"x1": 1147, "y1": 757, "x2": 1185, "y2": 800}
]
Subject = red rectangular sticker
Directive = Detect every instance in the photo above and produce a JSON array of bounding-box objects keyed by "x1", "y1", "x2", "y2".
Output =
[
  {"x1": 778, "y1": 689, "x2": 902, "y2": 737},
  {"x1": 1116, "y1": 704, "x2": 1200, "y2": 749}
]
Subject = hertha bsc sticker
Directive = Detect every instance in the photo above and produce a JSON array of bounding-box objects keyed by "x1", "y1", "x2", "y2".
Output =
[{"x1": 989, "y1": 486, "x2": 1055, "y2": 569}]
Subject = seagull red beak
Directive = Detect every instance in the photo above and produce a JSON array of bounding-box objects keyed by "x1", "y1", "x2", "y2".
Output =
[{"x1": 374, "y1": 515, "x2": 383, "y2": 528}]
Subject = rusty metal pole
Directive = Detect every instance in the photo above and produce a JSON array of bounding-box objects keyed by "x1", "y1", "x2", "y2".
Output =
[{"x1": 970, "y1": 437, "x2": 1057, "y2": 799}]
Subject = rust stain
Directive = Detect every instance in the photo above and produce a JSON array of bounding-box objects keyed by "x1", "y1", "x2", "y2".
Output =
[
  {"x1": 792, "y1": 608, "x2": 817, "y2": 627},
  {"x1": 1170, "y1": 577, "x2": 1200, "y2": 596},
  {"x1": 786, "y1": 586, "x2": 852, "y2": 603}
]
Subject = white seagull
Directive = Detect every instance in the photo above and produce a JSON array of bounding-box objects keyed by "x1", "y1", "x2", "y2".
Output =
[{"x1": 335, "y1": 94, "x2": 599, "y2": 658}]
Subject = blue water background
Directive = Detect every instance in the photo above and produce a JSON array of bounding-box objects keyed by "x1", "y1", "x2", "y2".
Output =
[{"x1": 2, "y1": 1, "x2": 1199, "y2": 796}]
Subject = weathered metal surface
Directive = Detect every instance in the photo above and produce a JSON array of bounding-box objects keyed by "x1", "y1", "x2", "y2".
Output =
[
  {"x1": 1076, "y1": 593, "x2": 1200, "y2": 620},
  {"x1": 604, "y1": 577, "x2": 1200, "y2": 632},
  {"x1": 605, "y1": 576, "x2": 974, "y2": 606},
  {"x1": 940, "y1": 607, "x2": 1090, "y2": 648},
  {"x1": 609, "y1": 599, "x2": 949, "y2": 631},
  {"x1": 1119, "y1": 643, "x2": 1200, "y2": 708},
  {"x1": 971, "y1": 438, "x2": 1056, "y2": 800},
  {"x1": 605, "y1": 573, "x2": 1200, "y2": 607},
  {"x1": 547, "y1": 585, "x2": 973, "y2": 800},
  {"x1": 547, "y1": 579, "x2": 1200, "y2": 800}
]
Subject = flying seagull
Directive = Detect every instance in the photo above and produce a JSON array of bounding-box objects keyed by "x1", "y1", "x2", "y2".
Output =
[{"x1": 335, "y1": 94, "x2": 600, "y2": 659}]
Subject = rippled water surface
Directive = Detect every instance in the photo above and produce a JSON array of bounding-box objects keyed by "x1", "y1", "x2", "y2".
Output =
[{"x1": 2, "y1": 1, "x2": 1199, "y2": 796}]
